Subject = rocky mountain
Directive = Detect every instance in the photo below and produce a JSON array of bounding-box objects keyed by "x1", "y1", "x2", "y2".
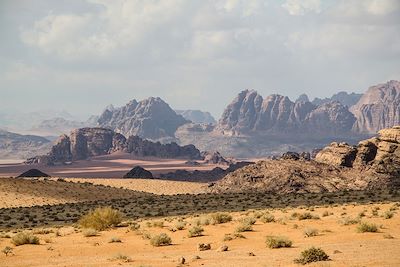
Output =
[
  {"x1": 209, "y1": 126, "x2": 400, "y2": 193},
  {"x1": 351, "y1": 80, "x2": 400, "y2": 134},
  {"x1": 0, "y1": 130, "x2": 52, "y2": 160},
  {"x1": 26, "y1": 127, "x2": 201, "y2": 165},
  {"x1": 98, "y1": 97, "x2": 188, "y2": 141},
  {"x1": 312, "y1": 91, "x2": 362, "y2": 107},
  {"x1": 175, "y1": 110, "x2": 216, "y2": 124},
  {"x1": 216, "y1": 90, "x2": 355, "y2": 136}
]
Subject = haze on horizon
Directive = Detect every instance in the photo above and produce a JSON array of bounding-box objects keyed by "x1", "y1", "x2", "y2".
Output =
[{"x1": 1, "y1": 0, "x2": 399, "y2": 120}]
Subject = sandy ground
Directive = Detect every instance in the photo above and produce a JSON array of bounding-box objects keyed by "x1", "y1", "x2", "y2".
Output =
[
  {"x1": 0, "y1": 153, "x2": 224, "y2": 178},
  {"x1": 0, "y1": 203, "x2": 399, "y2": 267}
]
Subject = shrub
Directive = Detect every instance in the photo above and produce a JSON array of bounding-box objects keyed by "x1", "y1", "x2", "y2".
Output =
[
  {"x1": 129, "y1": 222, "x2": 140, "y2": 231},
  {"x1": 108, "y1": 237, "x2": 122, "y2": 243},
  {"x1": 303, "y1": 227, "x2": 319, "y2": 238},
  {"x1": 188, "y1": 226, "x2": 204, "y2": 237},
  {"x1": 110, "y1": 253, "x2": 132, "y2": 262},
  {"x1": 260, "y1": 214, "x2": 275, "y2": 223},
  {"x1": 174, "y1": 221, "x2": 186, "y2": 230},
  {"x1": 2, "y1": 246, "x2": 13, "y2": 256},
  {"x1": 152, "y1": 221, "x2": 164, "y2": 228},
  {"x1": 298, "y1": 212, "x2": 319, "y2": 220},
  {"x1": 11, "y1": 232, "x2": 40, "y2": 246},
  {"x1": 384, "y1": 211, "x2": 394, "y2": 219},
  {"x1": 294, "y1": 247, "x2": 330, "y2": 265},
  {"x1": 210, "y1": 213, "x2": 232, "y2": 224},
  {"x1": 79, "y1": 207, "x2": 122, "y2": 231},
  {"x1": 339, "y1": 217, "x2": 360, "y2": 225},
  {"x1": 322, "y1": 211, "x2": 330, "y2": 217},
  {"x1": 357, "y1": 222, "x2": 378, "y2": 233},
  {"x1": 265, "y1": 236, "x2": 292, "y2": 249},
  {"x1": 82, "y1": 228, "x2": 99, "y2": 237},
  {"x1": 150, "y1": 233, "x2": 172, "y2": 246},
  {"x1": 239, "y1": 217, "x2": 256, "y2": 225},
  {"x1": 235, "y1": 222, "x2": 253, "y2": 232}
]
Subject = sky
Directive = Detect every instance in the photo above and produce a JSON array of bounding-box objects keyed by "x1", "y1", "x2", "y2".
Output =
[{"x1": 0, "y1": 0, "x2": 399, "y2": 120}]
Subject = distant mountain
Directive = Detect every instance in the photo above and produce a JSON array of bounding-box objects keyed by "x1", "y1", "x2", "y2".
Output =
[
  {"x1": 0, "y1": 130, "x2": 51, "y2": 160},
  {"x1": 175, "y1": 110, "x2": 216, "y2": 124},
  {"x1": 312, "y1": 92, "x2": 362, "y2": 107},
  {"x1": 216, "y1": 90, "x2": 355, "y2": 136},
  {"x1": 30, "y1": 117, "x2": 89, "y2": 136},
  {"x1": 351, "y1": 80, "x2": 400, "y2": 134},
  {"x1": 98, "y1": 97, "x2": 188, "y2": 140}
]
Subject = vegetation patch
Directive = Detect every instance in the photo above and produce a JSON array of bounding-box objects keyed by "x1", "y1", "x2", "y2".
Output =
[
  {"x1": 79, "y1": 207, "x2": 122, "y2": 231},
  {"x1": 265, "y1": 236, "x2": 292, "y2": 249},
  {"x1": 11, "y1": 232, "x2": 40, "y2": 246},
  {"x1": 294, "y1": 247, "x2": 330, "y2": 265},
  {"x1": 150, "y1": 233, "x2": 172, "y2": 247}
]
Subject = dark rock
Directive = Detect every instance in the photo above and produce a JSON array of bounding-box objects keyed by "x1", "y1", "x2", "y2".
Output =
[
  {"x1": 281, "y1": 152, "x2": 300, "y2": 160},
  {"x1": 18, "y1": 169, "x2": 50, "y2": 178},
  {"x1": 123, "y1": 166, "x2": 153, "y2": 179},
  {"x1": 202, "y1": 151, "x2": 230, "y2": 165}
]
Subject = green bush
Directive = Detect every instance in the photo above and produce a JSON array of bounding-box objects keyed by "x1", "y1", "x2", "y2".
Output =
[
  {"x1": 357, "y1": 222, "x2": 378, "y2": 233},
  {"x1": 11, "y1": 232, "x2": 40, "y2": 246},
  {"x1": 210, "y1": 213, "x2": 232, "y2": 224},
  {"x1": 79, "y1": 207, "x2": 123, "y2": 231},
  {"x1": 294, "y1": 247, "x2": 330, "y2": 265},
  {"x1": 265, "y1": 236, "x2": 292, "y2": 249},
  {"x1": 150, "y1": 233, "x2": 172, "y2": 246},
  {"x1": 188, "y1": 226, "x2": 204, "y2": 237}
]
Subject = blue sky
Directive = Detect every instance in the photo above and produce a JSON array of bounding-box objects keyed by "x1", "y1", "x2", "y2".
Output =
[{"x1": 1, "y1": 0, "x2": 399, "y2": 119}]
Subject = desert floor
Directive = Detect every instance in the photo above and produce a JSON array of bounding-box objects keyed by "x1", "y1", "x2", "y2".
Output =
[
  {"x1": 0, "y1": 203, "x2": 399, "y2": 267},
  {"x1": 0, "y1": 152, "x2": 224, "y2": 178}
]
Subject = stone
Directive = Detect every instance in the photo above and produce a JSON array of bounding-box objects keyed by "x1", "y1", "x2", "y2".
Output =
[
  {"x1": 217, "y1": 245, "x2": 228, "y2": 252},
  {"x1": 315, "y1": 142, "x2": 357, "y2": 167},
  {"x1": 197, "y1": 243, "x2": 211, "y2": 251}
]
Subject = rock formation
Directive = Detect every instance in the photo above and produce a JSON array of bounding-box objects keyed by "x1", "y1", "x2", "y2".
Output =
[
  {"x1": 123, "y1": 166, "x2": 153, "y2": 179},
  {"x1": 175, "y1": 110, "x2": 216, "y2": 124},
  {"x1": 17, "y1": 169, "x2": 50, "y2": 178},
  {"x1": 351, "y1": 80, "x2": 400, "y2": 134},
  {"x1": 98, "y1": 97, "x2": 188, "y2": 140},
  {"x1": 312, "y1": 92, "x2": 362, "y2": 107},
  {"x1": 216, "y1": 90, "x2": 355, "y2": 136},
  {"x1": 209, "y1": 126, "x2": 400, "y2": 193},
  {"x1": 202, "y1": 151, "x2": 230, "y2": 165},
  {"x1": 26, "y1": 127, "x2": 202, "y2": 165}
]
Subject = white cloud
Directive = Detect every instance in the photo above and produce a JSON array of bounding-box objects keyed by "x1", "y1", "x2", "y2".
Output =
[{"x1": 282, "y1": 0, "x2": 321, "y2": 16}]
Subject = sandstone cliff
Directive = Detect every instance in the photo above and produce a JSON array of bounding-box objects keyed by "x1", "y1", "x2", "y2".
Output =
[
  {"x1": 351, "y1": 80, "x2": 400, "y2": 134},
  {"x1": 175, "y1": 110, "x2": 216, "y2": 124},
  {"x1": 98, "y1": 97, "x2": 188, "y2": 140}
]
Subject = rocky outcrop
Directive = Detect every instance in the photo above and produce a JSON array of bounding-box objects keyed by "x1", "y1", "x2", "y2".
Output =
[
  {"x1": 17, "y1": 169, "x2": 50, "y2": 178},
  {"x1": 123, "y1": 166, "x2": 153, "y2": 179},
  {"x1": 98, "y1": 97, "x2": 188, "y2": 140},
  {"x1": 175, "y1": 110, "x2": 216, "y2": 124},
  {"x1": 312, "y1": 92, "x2": 362, "y2": 107},
  {"x1": 351, "y1": 80, "x2": 400, "y2": 134},
  {"x1": 210, "y1": 126, "x2": 400, "y2": 193},
  {"x1": 216, "y1": 90, "x2": 355, "y2": 136},
  {"x1": 202, "y1": 151, "x2": 230, "y2": 165},
  {"x1": 26, "y1": 127, "x2": 202, "y2": 165}
]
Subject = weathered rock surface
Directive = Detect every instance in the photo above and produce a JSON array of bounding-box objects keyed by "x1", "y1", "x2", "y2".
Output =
[
  {"x1": 312, "y1": 92, "x2": 362, "y2": 107},
  {"x1": 210, "y1": 126, "x2": 400, "y2": 193},
  {"x1": 216, "y1": 90, "x2": 355, "y2": 136},
  {"x1": 351, "y1": 80, "x2": 400, "y2": 134},
  {"x1": 175, "y1": 110, "x2": 216, "y2": 124},
  {"x1": 98, "y1": 97, "x2": 188, "y2": 140},
  {"x1": 123, "y1": 166, "x2": 153, "y2": 179},
  {"x1": 26, "y1": 127, "x2": 202, "y2": 165},
  {"x1": 202, "y1": 151, "x2": 230, "y2": 165},
  {"x1": 17, "y1": 169, "x2": 50, "y2": 178}
]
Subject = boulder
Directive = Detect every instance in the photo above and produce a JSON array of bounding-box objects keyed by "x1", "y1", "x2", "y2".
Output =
[
  {"x1": 123, "y1": 166, "x2": 153, "y2": 179},
  {"x1": 315, "y1": 142, "x2": 357, "y2": 167}
]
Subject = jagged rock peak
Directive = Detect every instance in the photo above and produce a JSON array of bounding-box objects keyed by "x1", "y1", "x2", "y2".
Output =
[
  {"x1": 296, "y1": 94, "x2": 310, "y2": 103},
  {"x1": 98, "y1": 97, "x2": 188, "y2": 140},
  {"x1": 351, "y1": 80, "x2": 400, "y2": 134}
]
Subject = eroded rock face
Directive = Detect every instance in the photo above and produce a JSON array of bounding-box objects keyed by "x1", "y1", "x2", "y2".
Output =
[
  {"x1": 216, "y1": 90, "x2": 355, "y2": 136},
  {"x1": 98, "y1": 97, "x2": 188, "y2": 140},
  {"x1": 175, "y1": 110, "x2": 216, "y2": 124},
  {"x1": 315, "y1": 142, "x2": 357, "y2": 167},
  {"x1": 26, "y1": 127, "x2": 202, "y2": 165},
  {"x1": 351, "y1": 80, "x2": 400, "y2": 134},
  {"x1": 202, "y1": 151, "x2": 230, "y2": 165}
]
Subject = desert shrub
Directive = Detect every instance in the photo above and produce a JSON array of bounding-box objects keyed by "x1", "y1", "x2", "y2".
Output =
[
  {"x1": 188, "y1": 226, "x2": 204, "y2": 237},
  {"x1": 150, "y1": 233, "x2": 172, "y2": 246},
  {"x1": 193, "y1": 217, "x2": 210, "y2": 226},
  {"x1": 110, "y1": 253, "x2": 132, "y2": 262},
  {"x1": 2, "y1": 246, "x2": 13, "y2": 256},
  {"x1": 129, "y1": 222, "x2": 140, "y2": 231},
  {"x1": 223, "y1": 234, "x2": 233, "y2": 241},
  {"x1": 260, "y1": 214, "x2": 275, "y2": 223},
  {"x1": 210, "y1": 213, "x2": 232, "y2": 224},
  {"x1": 265, "y1": 236, "x2": 292, "y2": 249},
  {"x1": 322, "y1": 211, "x2": 330, "y2": 217},
  {"x1": 235, "y1": 222, "x2": 253, "y2": 232},
  {"x1": 174, "y1": 221, "x2": 186, "y2": 230},
  {"x1": 79, "y1": 207, "x2": 122, "y2": 231},
  {"x1": 357, "y1": 222, "x2": 378, "y2": 233},
  {"x1": 108, "y1": 237, "x2": 122, "y2": 243},
  {"x1": 298, "y1": 212, "x2": 319, "y2": 220},
  {"x1": 383, "y1": 234, "x2": 394, "y2": 239},
  {"x1": 294, "y1": 247, "x2": 330, "y2": 265},
  {"x1": 82, "y1": 228, "x2": 99, "y2": 237},
  {"x1": 303, "y1": 227, "x2": 319, "y2": 238},
  {"x1": 384, "y1": 211, "x2": 394, "y2": 219},
  {"x1": 33, "y1": 228, "x2": 53, "y2": 235},
  {"x1": 11, "y1": 232, "x2": 40, "y2": 246},
  {"x1": 239, "y1": 216, "x2": 256, "y2": 225},
  {"x1": 152, "y1": 221, "x2": 164, "y2": 228},
  {"x1": 339, "y1": 217, "x2": 360, "y2": 225}
]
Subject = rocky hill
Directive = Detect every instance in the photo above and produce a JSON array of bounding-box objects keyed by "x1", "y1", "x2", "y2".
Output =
[
  {"x1": 351, "y1": 80, "x2": 400, "y2": 134},
  {"x1": 0, "y1": 130, "x2": 52, "y2": 160},
  {"x1": 209, "y1": 126, "x2": 400, "y2": 193},
  {"x1": 175, "y1": 110, "x2": 216, "y2": 124},
  {"x1": 312, "y1": 91, "x2": 362, "y2": 107},
  {"x1": 25, "y1": 127, "x2": 201, "y2": 165},
  {"x1": 98, "y1": 97, "x2": 188, "y2": 141},
  {"x1": 216, "y1": 90, "x2": 355, "y2": 136}
]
